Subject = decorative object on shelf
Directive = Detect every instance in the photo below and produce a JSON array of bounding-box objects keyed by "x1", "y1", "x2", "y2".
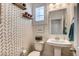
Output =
[
  {"x1": 12, "y1": 3, "x2": 26, "y2": 10},
  {"x1": 22, "y1": 12, "x2": 32, "y2": 19},
  {"x1": 63, "y1": 18, "x2": 67, "y2": 35},
  {"x1": 35, "y1": 36, "x2": 42, "y2": 41}
]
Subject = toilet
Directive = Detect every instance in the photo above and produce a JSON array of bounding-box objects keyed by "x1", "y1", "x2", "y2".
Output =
[{"x1": 28, "y1": 41, "x2": 44, "y2": 56}]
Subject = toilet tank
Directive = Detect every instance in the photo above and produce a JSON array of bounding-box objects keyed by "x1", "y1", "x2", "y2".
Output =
[{"x1": 34, "y1": 41, "x2": 44, "y2": 52}]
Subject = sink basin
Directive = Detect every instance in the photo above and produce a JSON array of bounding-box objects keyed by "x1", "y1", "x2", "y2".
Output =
[
  {"x1": 47, "y1": 38, "x2": 72, "y2": 56},
  {"x1": 47, "y1": 39, "x2": 72, "y2": 47}
]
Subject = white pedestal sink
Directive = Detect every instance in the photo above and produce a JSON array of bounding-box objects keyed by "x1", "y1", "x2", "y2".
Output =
[{"x1": 47, "y1": 39, "x2": 72, "y2": 56}]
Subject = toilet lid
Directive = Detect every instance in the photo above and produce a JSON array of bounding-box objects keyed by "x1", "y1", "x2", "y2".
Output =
[{"x1": 28, "y1": 51, "x2": 40, "y2": 56}]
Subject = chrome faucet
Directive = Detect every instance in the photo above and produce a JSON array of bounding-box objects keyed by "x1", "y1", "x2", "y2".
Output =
[{"x1": 55, "y1": 37, "x2": 60, "y2": 40}]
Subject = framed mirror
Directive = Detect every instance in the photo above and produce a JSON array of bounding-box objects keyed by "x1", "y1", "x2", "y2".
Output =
[{"x1": 49, "y1": 9, "x2": 67, "y2": 35}]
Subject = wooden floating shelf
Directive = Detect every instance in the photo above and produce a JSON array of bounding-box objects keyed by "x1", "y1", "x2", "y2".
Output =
[{"x1": 12, "y1": 3, "x2": 26, "y2": 10}]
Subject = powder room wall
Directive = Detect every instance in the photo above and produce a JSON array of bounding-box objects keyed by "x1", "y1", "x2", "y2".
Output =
[{"x1": 0, "y1": 3, "x2": 33, "y2": 56}]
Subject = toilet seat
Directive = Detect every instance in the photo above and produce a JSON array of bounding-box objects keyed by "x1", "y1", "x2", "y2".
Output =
[{"x1": 28, "y1": 51, "x2": 40, "y2": 56}]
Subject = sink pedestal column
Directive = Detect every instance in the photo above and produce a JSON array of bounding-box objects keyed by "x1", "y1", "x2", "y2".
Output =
[{"x1": 54, "y1": 47, "x2": 61, "y2": 56}]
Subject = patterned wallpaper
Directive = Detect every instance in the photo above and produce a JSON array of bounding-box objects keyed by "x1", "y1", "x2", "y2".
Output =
[{"x1": 0, "y1": 3, "x2": 33, "y2": 56}]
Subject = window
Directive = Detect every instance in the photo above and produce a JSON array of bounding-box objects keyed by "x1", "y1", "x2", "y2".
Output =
[{"x1": 35, "y1": 6, "x2": 44, "y2": 21}]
